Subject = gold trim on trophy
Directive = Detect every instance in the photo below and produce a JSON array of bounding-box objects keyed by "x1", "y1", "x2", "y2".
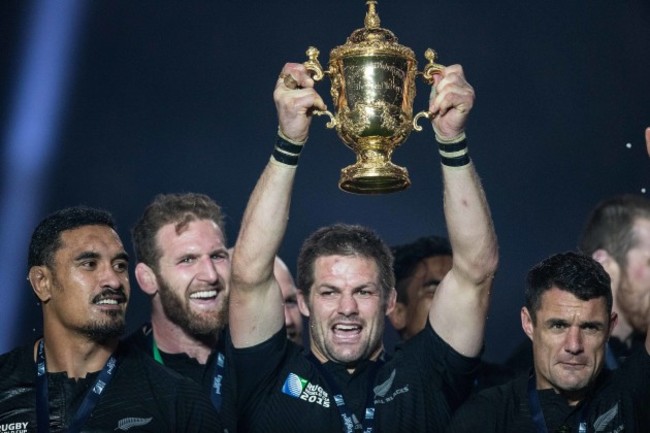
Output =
[{"x1": 302, "y1": 0, "x2": 444, "y2": 194}]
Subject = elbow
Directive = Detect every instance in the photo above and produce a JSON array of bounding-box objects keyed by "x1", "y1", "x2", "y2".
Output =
[
  {"x1": 230, "y1": 255, "x2": 274, "y2": 293},
  {"x1": 461, "y1": 241, "x2": 499, "y2": 287}
]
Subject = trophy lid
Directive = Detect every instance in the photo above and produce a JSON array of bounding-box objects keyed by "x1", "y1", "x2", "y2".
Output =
[
  {"x1": 330, "y1": 0, "x2": 415, "y2": 58},
  {"x1": 348, "y1": 1, "x2": 397, "y2": 44}
]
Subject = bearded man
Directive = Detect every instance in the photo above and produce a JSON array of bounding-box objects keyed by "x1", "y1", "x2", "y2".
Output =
[{"x1": 125, "y1": 193, "x2": 235, "y2": 431}]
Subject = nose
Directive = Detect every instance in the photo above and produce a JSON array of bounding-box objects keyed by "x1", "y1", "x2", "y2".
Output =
[
  {"x1": 284, "y1": 307, "x2": 294, "y2": 328},
  {"x1": 338, "y1": 292, "x2": 359, "y2": 317},
  {"x1": 564, "y1": 326, "x2": 584, "y2": 355},
  {"x1": 100, "y1": 263, "x2": 127, "y2": 291},
  {"x1": 197, "y1": 256, "x2": 219, "y2": 283}
]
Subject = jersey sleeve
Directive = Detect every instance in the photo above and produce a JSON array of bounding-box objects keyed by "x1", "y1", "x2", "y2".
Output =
[
  {"x1": 229, "y1": 326, "x2": 292, "y2": 413},
  {"x1": 402, "y1": 321, "x2": 481, "y2": 411}
]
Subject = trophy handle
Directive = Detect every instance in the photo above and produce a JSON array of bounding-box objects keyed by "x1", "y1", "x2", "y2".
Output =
[
  {"x1": 414, "y1": 48, "x2": 445, "y2": 132},
  {"x1": 312, "y1": 109, "x2": 336, "y2": 128},
  {"x1": 412, "y1": 111, "x2": 433, "y2": 132},
  {"x1": 419, "y1": 48, "x2": 444, "y2": 84},
  {"x1": 303, "y1": 46, "x2": 337, "y2": 128},
  {"x1": 304, "y1": 46, "x2": 326, "y2": 82}
]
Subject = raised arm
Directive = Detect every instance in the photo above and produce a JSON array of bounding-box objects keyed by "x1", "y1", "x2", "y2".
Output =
[
  {"x1": 229, "y1": 63, "x2": 326, "y2": 348},
  {"x1": 427, "y1": 65, "x2": 499, "y2": 357}
]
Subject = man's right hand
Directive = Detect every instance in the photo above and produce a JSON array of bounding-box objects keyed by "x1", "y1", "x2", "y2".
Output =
[{"x1": 274, "y1": 63, "x2": 327, "y2": 143}]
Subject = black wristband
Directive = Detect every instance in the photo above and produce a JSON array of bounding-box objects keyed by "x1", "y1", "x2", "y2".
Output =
[
  {"x1": 438, "y1": 137, "x2": 470, "y2": 168},
  {"x1": 272, "y1": 148, "x2": 300, "y2": 166},
  {"x1": 440, "y1": 154, "x2": 471, "y2": 167},
  {"x1": 437, "y1": 139, "x2": 467, "y2": 153},
  {"x1": 276, "y1": 135, "x2": 304, "y2": 155},
  {"x1": 270, "y1": 133, "x2": 304, "y2": 167}
]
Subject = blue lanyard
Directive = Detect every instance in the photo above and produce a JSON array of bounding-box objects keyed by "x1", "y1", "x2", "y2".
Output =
[
  {"x1": 35, "y1": 339, "x2": 119, "y2": 433},
  {"x1": 527, "y1": 373, "x2": 588, "y2": 433},
  {"x1": 307, "y1": 353, "x2": 380, "y2": 433},
  {"x1": 150, "y1": 334, "x2": 225, "y2": 411}
]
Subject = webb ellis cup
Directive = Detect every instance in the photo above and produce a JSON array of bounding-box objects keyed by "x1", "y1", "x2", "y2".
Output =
[{"x1": 297, "y1": 0, "x2": 444, "y2": 194}]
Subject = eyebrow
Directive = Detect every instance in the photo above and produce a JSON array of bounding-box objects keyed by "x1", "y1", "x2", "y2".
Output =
[
  {"x1": 114, "y1": 252, "x2": 130, "y2": 263},
  {"x1": 422, "y1": 278, "x2": 442, "y2": 286},
  {"x1": 74, "y1": 251, "x2": 101, "y2": 262},
  {"x1": 545, "y1": 318, "x2": 606, "y2": 328},
  {"x1": 74, "y1": 251, "x2": 129, "y2": 263},
  {"x1": 545, "y1": 318, "x2": 569, "y2": 327},
  {"x1": 580, "y1": 320, "x2": 606, "y2": 329}
]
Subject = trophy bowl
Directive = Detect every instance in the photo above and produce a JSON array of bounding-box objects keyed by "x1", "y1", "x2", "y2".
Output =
[{"x1": 301, "y1": 1, "x2": 443, "y2": 194}]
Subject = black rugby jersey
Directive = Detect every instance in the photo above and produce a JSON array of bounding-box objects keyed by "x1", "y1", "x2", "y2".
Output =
[
  {"x1": 447, "y1": 345, "x2": 650, "y2": 433},
  {"x1": 232, "y1": 322, "x2": 480, "y2": 433},
  {"x1": 124, "y1": 323, "x2": 237, "y2": 432},
  {"x1": 0, "y1": 340, "x2": 224, "y2": 433}
]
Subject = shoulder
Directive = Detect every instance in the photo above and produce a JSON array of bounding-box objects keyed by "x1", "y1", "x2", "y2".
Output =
[
  {"x1": 0, "y1": 344, "x2": 33, "y2": 375},
  {"x1": 463, "y1": 373, "x2": 529, "y2": 415},
  {"x1": 122, "y1": 323, "x2": 152, "y2": 351},
  {"x1": 116, "y1": 340, "x2": 191, "y2": 385},
  {"x1": 447, "y1": 375, "x2": 527, "y2": 433},
  {"x1": 0, "y1": 345, "x2": 35, "y2": 402},
  {"x1": 394, "y1": 322, "x2": 481, "y2": 374},
  {"x1": 113, "y1": 342, "x2": 223, "y2": 425}
]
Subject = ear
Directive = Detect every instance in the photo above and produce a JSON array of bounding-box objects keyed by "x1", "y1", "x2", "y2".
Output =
[
  {"x1": 384, "y1": 287, "x2": 397, "y2": 316},
  {"x1": 388, "y1": 302, "x2": 407, "y2": 331},
  {"x1": 29, "y1": 266, "x2": 53, "y2": 303},
  {"x1": 297, "y1": 289, "x2": 310, "y2": 317},
  {"x1": 521, "y1": 306, "x2": 534, "y2": 341},
  {"x1": 608, "y1": 311, "x2": 619, "y2": 337},
  {"x1": 135, "y1": 263, "x2": 159, "y2": 296}
]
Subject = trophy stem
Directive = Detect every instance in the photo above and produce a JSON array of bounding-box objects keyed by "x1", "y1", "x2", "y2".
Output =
[{"x1": 339, "y1": 147, "x2": 411, "y2": 194}]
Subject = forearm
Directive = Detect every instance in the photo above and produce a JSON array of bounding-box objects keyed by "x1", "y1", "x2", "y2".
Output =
[
  {"x1": 442, "y1": 160, "x2": 498, "y2": 286},
  {"x1": 229, "y1": 157, "x2": 296, "y2": 347},
  {"x1": 431, "y1": 143, "x2": 498, "y2": 357},
  {"x1": 232, "y1": 159, "x2": 295, "y2": 288}
]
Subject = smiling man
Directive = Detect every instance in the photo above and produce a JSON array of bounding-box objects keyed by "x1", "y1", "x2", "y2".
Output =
[
  {"x1": 0, "y1": 206, "x2": 222, "y2": 432},
  {"x1": 447, "y1": 252, "x2": 650, "y2": 432},
  {"x1": 229, "y1": 60, "x2": 498, "y2": 433},
  {"x1": 126, "y1": 192, "x2": 236, "y2": 431}
]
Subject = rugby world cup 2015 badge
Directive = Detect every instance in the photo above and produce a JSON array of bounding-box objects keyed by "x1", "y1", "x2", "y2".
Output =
[{"x1": 282, "y1": 373, "x2": 331, "y2": 408}]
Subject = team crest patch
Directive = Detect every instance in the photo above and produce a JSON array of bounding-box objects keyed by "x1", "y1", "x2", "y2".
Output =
[{"x1": 281, "y1": 373, "x2": 330, "y2": 408}]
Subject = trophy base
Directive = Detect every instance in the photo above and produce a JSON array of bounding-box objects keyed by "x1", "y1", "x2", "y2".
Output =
[{"x1": 339, "y1": 162, "x2": 411, "y2": 194}]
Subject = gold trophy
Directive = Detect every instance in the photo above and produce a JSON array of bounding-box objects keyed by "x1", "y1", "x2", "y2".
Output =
[{"x1": 297, "y1": 0, "x2": 444, "y2": 194}]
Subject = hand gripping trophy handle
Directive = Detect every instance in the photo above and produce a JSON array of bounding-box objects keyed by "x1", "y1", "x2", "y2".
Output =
[
  {"x1": 413, "y1": 48, "x2": 445, "y2": 132},
  {"x1": 283, "y1": 47, "x2": 337, "y2": 128}
]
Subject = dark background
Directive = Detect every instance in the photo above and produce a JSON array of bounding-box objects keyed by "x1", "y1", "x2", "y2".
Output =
[{"x1": 1, "y1": 0, "x2": 649, "y2": 362}]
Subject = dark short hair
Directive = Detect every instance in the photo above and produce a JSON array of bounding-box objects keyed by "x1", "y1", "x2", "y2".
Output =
[
  {"x1": 28, "y1": 206, "x2": 116, "y2": 269},
  {"x1": 525, "y1": 251, "x2": 612, "y2": 324},
  {"x1": 132, "y1": 193, "x2": 226, "y2": 270},
  {"x1": 579, "y1": 194, "x2": 650, "y2": 267},
  {"x1": 296, "y1": 224, "x2": 394, "y2": 302},
  {"x1": 391, "y1": 235, "x2": 451, "y2": 304}
]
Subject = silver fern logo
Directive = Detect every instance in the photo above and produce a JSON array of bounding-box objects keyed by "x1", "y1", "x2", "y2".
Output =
[
  {"x1": 593, "y1": 403, "x2": 619, "y2": 432},
  {"x1": 115, "y1": 417, "x2": 153, "y2": 431},
  {"x1": 373, "y1": 369, "x2": 396, "y2": 398}
]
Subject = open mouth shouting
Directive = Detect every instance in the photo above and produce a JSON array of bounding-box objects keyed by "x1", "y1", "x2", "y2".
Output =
[{"x1": 331, "y1": 322, "x2": 363, "y2": 343}]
